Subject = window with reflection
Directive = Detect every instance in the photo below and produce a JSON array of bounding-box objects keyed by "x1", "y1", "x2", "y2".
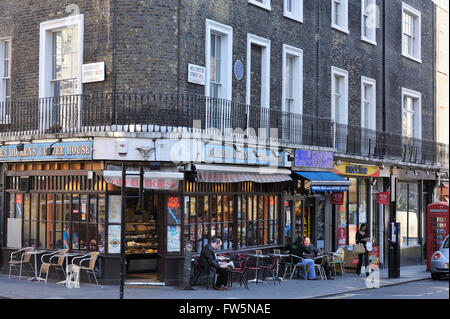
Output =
[{"x1": 9, "y1": 192, "x2": 105, "y2": 252}]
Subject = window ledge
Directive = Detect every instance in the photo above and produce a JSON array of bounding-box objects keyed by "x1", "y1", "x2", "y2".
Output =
[
  {"x1": 402, "y1": 53, "x2": 422, "y2": 64},
  {"x1": 284, "y1": 12, "x2": 303, "y2": 23},
  {"x1": 248, "y1": 0, "x2": 271, "y2": 11},
  {"x1": 331, "y1": 24, "x2": 349, "y2": 35},
  {"x1": 361, "y1": 37, "x2": 377, "y2": 46}
]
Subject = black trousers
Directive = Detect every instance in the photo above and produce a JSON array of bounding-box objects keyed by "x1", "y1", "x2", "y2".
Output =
[
  {"x1": 356, "y1": 252, "x2": 370, "y2": 275},
  {"x1": 215, "y1": 268, "x2": 229, "y2": 287}
]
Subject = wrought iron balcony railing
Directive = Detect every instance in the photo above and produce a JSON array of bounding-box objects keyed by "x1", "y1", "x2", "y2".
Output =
[{"x1": 0, "y1": 93, "x2": 448, "y2": 167}]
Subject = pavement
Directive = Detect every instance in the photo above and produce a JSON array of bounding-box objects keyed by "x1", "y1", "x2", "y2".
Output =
[{"x1": 0, "y1": 265, "x2": 437, "y2": 299}]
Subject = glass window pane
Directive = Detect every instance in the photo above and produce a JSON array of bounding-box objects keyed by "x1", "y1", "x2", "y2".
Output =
[
  {"x1": 348, "y1": 178, "x2": 358, "y2": 245},
  {"x1": 408, "y1": 184, "x2": 419, "y2": 245},
  {"x1": 396, "y1": 183, "x2": 408, "y2": 247}
]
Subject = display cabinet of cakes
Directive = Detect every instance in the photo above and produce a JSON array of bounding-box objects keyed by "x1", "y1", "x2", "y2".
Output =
[{"x1": 125, "y1": 220, "x2": 158, "y2": 256}]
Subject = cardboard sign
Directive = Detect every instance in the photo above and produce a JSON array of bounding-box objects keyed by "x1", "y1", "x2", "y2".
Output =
[
  {"x1": 331, "y1": 192, "x2": 345, "y2": 205},
  {"x1": 377, "y1": 192, "x2": 389, "y2": 205}
]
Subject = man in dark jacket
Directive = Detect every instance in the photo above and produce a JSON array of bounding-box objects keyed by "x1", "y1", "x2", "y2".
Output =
[
  {"x1": 298, "y1": 237, "x2": 334, "y2": 279},
  {"x1": 199, "y1": 237, "x2": 230, "y2": 290}
]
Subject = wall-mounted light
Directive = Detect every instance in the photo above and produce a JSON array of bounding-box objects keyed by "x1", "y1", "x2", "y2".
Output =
[
  {"x1": 16, "y1": 142, "x2": 24, "y2": 152},
  {"x1": 380, "y1": 163, "x2": 385, "y2": 169},
  {"x1": 336, "y1": 160, "x2": 342, "y2": 166}
]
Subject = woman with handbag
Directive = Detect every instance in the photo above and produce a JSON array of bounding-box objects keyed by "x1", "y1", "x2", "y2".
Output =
[{"x1": 355, "y1": 223, "x2": 370, "y2": 277}]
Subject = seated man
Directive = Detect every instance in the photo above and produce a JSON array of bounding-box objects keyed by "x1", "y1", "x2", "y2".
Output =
[
  {"x1": 297, "y1": 237, "x2": 334, "y2": 280},
  {"x1": 198, "y1": 237, "x2": 230, "y2": 290}
]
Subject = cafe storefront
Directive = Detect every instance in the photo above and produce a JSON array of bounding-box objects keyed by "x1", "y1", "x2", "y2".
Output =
[
  {"x1": 285, "y1": 150, "x2": 351, "y2": 252},
  {"x1": 332, "y1": 161, "x2": 383, "y2": 267}
]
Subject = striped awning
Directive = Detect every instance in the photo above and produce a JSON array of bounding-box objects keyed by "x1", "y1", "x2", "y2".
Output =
[
  {"x1": 194, "y1": 165, "x2": 292, "y2": 183},
  {"x1": 196, "y1": 171, "x2": 292, "y2": 183}
]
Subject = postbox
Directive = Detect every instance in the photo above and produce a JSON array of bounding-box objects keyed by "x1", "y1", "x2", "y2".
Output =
[{"x1": 426, "y1": 202, "x2": 449, "y2": 270}]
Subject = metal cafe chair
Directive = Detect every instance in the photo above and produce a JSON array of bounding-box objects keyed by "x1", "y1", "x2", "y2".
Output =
[
  {"x1": 314, "y1": 255, "x2": 328, "y2": 280},
  {"x1": 8, "y1": 247, "x2": 34, "y2": 280},
  {"x1": 289, "y1": 254, "x2": 309, "y2": 280},
  {"x1": 72, "y1": 251, "x2": 100, "y2": 285},
  {"x1": 38, "y1": 248, "x2": 69, "y2": 283},
  {"x1": 329, "y1": 248, "x2": 345, "y2": 277}
]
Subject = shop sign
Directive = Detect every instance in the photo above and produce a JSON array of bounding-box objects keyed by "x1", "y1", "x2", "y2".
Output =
[
  {"x1": 377, "y1": 192, "x2": 389, "y2": 205},
  {"x1": 333, "y1": 161, "x2": 380, "y2": 177},
  {"x1": 295, "y1": 150, "x2": 334, "y2": 168},
  {"x1": 108, "y1": 225, "x2": 121, "y2": 254},
  {"x1": 188, "y1": 63, "x2": 206, "y2": 85},
  {"x1": 394, "y1": 168, "x2": 436, "y2": 181},
  {"x1": 204, "y1": 143, "x2": 288, "y2": 167},
  {"x1": 0, "y1": 141, "x2": 93, "y2": 161},
  {"x1": 337, "y1": 226, "x2": 347, "y2": 248},
  {"x1": 331, "y1": 192, "x2": 345, "y2": 205},
  {"x1": 369, "y1": 246, "x2": 380, "y2": 269},
  {"x1": 104, "y1": 175, "x2": 179, "y2": 191}
]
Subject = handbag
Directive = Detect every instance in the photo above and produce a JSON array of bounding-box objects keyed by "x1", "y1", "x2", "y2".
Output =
[{"x1": 352, "y1": 243, "x2": 366, "y2": 255}]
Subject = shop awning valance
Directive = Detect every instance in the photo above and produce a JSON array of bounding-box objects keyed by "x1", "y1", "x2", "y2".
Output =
[
  {"x1": 294, "y1": 171, "x2": 352, "y2": 192},
  {"x1": 194, "y1": 164, "x2": 292, "y2": 183},
  {"x1": 103, "y1": 170, "x2": 184, "y2": 191}
]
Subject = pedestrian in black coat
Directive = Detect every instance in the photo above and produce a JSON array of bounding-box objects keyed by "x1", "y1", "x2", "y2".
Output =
[{"x1": 355, "y1": 223, "x2": 371, "y2": 277}]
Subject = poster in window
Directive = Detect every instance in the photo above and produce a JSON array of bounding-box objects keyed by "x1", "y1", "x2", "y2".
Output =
[
  {"x1": 108, "y1": 195, "x2": 122, "y2": 224},
  {"x1": 108, "y1": 225, "x2": 121, "y2": 254},
  {"x1": 167, "y1": 225, "x2": 181, "y2": 253}
]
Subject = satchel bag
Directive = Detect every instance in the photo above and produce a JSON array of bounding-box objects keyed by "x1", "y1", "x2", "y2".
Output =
[{"x1": 352, "y1": 243, "x2": 366, "y2": 255}]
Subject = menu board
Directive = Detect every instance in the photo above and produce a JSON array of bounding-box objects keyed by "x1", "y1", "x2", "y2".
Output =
[
  {"x1": 108, "y1": 195, "x2": 122, "y2": 224},
  {"x1": 178, "y1": 241, "x2": 195, "y2": 290}
]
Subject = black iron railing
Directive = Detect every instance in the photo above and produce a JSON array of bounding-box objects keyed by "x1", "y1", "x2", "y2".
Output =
[{"x1": 0, "y1": 93, "x2": 448, "y2": 167}]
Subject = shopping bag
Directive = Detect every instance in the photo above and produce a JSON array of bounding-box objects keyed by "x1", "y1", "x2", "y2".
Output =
[
  {"x1": 352, "y1": 243, "x2": 366, "y2": 255},
  {"x1": 366, "y1": 241, "x2": 373, "y2": 252}
]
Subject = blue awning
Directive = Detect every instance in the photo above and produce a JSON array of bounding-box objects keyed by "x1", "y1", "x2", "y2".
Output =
[{"x1": 294, "y1": 171, "x2": 352, "y2": 192}]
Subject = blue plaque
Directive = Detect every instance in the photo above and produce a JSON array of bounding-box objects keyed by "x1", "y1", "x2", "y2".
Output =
[{"x1": 234, "y1": 60, "x2": 244, "y2": 80}]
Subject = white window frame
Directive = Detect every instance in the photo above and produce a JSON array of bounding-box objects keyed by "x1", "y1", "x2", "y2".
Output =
[
  {"x1": 39, "y1": 14, "x2": 84, "y2": 98},
  {"x1": 248, "y1": 0, "x2": 271, "y2": 11},
  {"x1": 282, "y1": 44, "x2": 303, "y2": 114},
  {"x1": 401, "y1": 2, "x2": 421, "y2": 63},
  {"x1": 401, "y1": 88, "x2": 422, "y2": 140},
  {"x1": 331, "y1": 0, "x2": 349, "y2": 34},
  {"x1": 284, "y1": 0, "x2": 303, "y2": 23},
  {"x1": 246, "y1": 33, "x2": 271, "y2": 109},
  {"x1": 205, "y1": 19, "x2": 233, "y2": 101},
  {"x1": 361, "y1": 0, "x2": 377, "y2": 45},
  {"x1": 331, "y1": 66, "x2": 348, "y2": 125},
  {"x1": 0, "y1": 38, "x2": 12, "y2": 103},
  {"x1": 361, "y1": 76, "x2": 376, "y2": 130}
]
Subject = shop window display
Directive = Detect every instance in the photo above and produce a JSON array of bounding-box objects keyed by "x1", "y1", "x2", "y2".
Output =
[
  {"x1": 396, "y1": 182, "x2": 420, "y2": 247},
  {"x1": 10, "y1": 192, "x2": 106, "y2": 252}
]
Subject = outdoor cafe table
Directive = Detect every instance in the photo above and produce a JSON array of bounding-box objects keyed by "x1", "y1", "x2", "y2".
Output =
[
  {"x1": 246, "y1": 254, "x2": 270, "y2": 283},
  {"x1": 267, "y1": 253, "x2": 290, "y2": 281},
  {"x1": 25, "y1": 250, "x2": 47, "y2": 282},
  {"x1": 55, "y1": 252, "x2": 83, "y2": 287}
]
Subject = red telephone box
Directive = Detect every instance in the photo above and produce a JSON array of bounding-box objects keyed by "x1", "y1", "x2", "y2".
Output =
[{"x1": 426, "y1": 202, "x2": 449, "y2": 270}]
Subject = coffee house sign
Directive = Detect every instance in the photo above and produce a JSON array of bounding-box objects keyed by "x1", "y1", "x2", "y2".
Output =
[{"x1": 0, "y1": 141, "x2": 93, "y2": 161}]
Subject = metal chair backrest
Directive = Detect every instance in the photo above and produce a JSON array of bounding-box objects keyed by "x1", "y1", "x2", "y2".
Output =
[
  {"x1": 320, "y1": 255, "x2": 328, "y2": 267},
  {"x1": 273, "y1": 249, "x2": 281, "y2": 255},
  {"x1": 271, "y1": 255, "x2": 280, "y2": 268},
  {"x1": 255, "y1": 249, "x2": 262, "y2": 256},
  {"x1": 88, "y1": 252, "x2": 100, "y2": 269},
  {"x1": 336, "y1": 248, "x2": 344, "y2": 259},
  {"x1": 56, "y1": 249, "x2": 69, "y2": 265},
  {"x1": 22, "y1": 247, "x2": 34, "y2": 263},
  {"x1": 237, "y1": 253, "x2": 248, "y2": 260}
]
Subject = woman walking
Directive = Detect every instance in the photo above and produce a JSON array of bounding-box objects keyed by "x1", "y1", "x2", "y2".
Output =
[{"x1": 355, "y1": 223, "x2": 371, "y2": 277}]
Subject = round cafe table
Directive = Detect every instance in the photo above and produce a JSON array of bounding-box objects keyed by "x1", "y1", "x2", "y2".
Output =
[
  {"x1": 26, "y1": 250, "x2": 47, "y2": 282},
  {"x1": 246, "y1": 254, "x2": 270, "y2": 284}
]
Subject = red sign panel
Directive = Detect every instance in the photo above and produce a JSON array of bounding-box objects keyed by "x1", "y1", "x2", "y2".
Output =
[
  {"x1": 377, "y1": 192, "x2": 389, "y2": 205},
  {"x1": 331, "y1": 192, "x2": 345, "y2": 205}
]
